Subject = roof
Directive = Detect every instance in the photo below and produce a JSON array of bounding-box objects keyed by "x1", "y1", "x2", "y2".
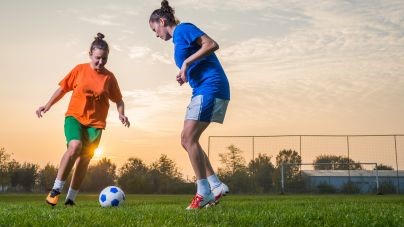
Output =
[{"x1": 302, "y1": 170, "x2": 404, "y2": 177}]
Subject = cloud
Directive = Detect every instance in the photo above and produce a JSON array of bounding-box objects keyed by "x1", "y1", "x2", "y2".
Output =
[
  {"x1": 128, "y1": 46, "x2": 151, "y2": 59},
  {"x1": 220, "y1": 0, "x2": 404, "y2": 74},
  {"x1": 79, "y1": 14, "x2": 120, "y2": 26},
  {"x1": 112, "y1": 44, "x2": 123, "y2": 52},
  {"x1": 107, "y1": 83, "x2": 189, "y2": 134},
  {"x1": 211, "y1": 0, "x2": 404, "y2": 127},
  {"x1": 175, "y1": 0, "x2": 272, "y2": 12},
  {"x1": 151, "y1": 53, "x2": 172, "y2": 64}
]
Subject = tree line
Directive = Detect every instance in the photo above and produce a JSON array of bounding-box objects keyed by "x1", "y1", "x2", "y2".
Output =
[{"x1": 0, "y1": 146, "x2": 394, "y2": 194}]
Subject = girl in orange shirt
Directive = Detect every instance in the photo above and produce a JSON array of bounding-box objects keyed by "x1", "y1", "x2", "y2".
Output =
[{"x1": 36, "y1": 33, "x2": 130, "y2": 206}]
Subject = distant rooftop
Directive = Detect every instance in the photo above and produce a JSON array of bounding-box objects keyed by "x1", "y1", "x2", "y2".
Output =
[{"x1": 302, "y1": 170, "x2": 404, "y2": 177}]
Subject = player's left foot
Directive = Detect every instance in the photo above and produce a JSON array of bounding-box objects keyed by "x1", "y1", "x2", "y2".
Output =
[
  {"x1": 46, "y1": 189, "x2": 60, "y2": 206},
  {"x1": 211, "y1": 182, "x2": 229, "y2": 204},
  {"x1": 186, "y1": 193, "x2": 215, "y2": 210},
  {"x1": 64, "y1": 199, "x2": 76, "y2": 206}
]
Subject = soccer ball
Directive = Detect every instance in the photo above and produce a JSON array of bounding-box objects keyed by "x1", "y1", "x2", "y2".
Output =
[{"x1": 99, "y1": 186, "x2": 125, "y2": 207}]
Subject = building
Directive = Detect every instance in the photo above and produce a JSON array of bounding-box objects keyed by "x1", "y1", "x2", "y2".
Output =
[{"x1": 302, "y1": 170, "x2": 404, "y2": 193}]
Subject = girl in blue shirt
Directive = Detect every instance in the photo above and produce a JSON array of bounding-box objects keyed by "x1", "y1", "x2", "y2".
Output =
[{"x1": 149, "y1": 0, "x2": 230, "y2": 210}]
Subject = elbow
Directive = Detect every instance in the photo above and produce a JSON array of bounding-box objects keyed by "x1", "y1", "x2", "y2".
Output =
[{"x1": 212, "y1": 41, "x2": 219, "y2": 51}]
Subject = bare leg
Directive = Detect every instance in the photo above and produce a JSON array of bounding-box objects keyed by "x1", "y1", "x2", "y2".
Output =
[
  {"x1": 56, "y1": 140, "x2": 82, "y2": 181},
  {"x1": 181, "y1": 120, "x2": 211, "y2": 180},
  {"x1": 69, "y1": 154, "x2": 92, "y2": 190},
  {"x1": 202, "y1": 152, "x2": 215, "y2": 177}
]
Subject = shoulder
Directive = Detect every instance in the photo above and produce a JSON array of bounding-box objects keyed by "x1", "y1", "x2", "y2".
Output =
[
  {"x1": 175, "y1": 22, "x2": 200, "y2": 32},
  {"x1": 103, "y1": 67, "x2": 114, "y2": 76},
  {"x1": 174, "y1": 23, "x2": 205, "y2": 42},
  {"x1": 102, "y1": 68, "x2": 117, "y2": 81},
  {"x1": 70, "y1": 63, "x2": 89, "y2": 72}
]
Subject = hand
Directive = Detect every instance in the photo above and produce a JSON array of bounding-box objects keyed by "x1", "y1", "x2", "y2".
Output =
[
  {"x1": 119, "y1": 114, "x2": 130, "y2": 127},
  {"x1": 176, "y1": 74, "x2": 185, "y2": 86},
  {"x1": 36, "y1": 105, "x2": 50, "y2": 118},
  {"x1": 177, "y1": 63, "x2": 188, "y2": 86}
]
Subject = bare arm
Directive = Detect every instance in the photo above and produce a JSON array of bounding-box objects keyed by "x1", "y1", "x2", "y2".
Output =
[
  {"x1": 116, "y1": 100, "x2": 130, "y2": 127},
  {"x1": 177, "y1": 34, "x2": 219, "y2": 85},
  {"x1": 36, "y1": 87, "x2": 66, "y2": 118}
]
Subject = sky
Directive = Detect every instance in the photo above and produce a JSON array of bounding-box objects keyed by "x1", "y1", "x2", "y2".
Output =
[{"x1": 0, "y1": 0, "x2": 403, "y2": 177}]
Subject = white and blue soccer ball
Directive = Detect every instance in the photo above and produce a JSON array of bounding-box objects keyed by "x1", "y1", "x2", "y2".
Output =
[{"x1": 99, "y1": 186, "x2": 125, "y2": 207}]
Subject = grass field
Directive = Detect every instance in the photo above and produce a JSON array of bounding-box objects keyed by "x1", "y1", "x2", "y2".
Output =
[{"x1": 0, "y1": 194, "x2": 403, "y2": 226}]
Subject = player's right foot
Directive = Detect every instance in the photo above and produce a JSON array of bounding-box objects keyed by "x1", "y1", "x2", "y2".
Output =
[
  {"x1": 46, "y1": 189, "x2": 60, "y2": 206},
  {"x1": 186, "y1": 193, "x2": 215, "y2": 210},
  {"x1": 211, "y1": 183, "x2": 229, "y2": 204}
]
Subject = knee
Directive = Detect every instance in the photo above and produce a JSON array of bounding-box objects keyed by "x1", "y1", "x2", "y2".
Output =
[
  {"x1": 81, "y1": 145, "x2": 97, "y2": 161},
  {"x1": 79, "y1": 154, "x2": 92, "y2": 164},
  {"x1": 67, "y1": 141, "x2": 82, "y2": 158},
  {"x1": 181, "y1": 132, "x2": 194, "y2": 150}
]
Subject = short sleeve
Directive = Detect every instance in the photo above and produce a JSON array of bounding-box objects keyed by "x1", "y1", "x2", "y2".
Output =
[
  {"x1": 58, "y1": 65, "x2": 80, "y2": 92},
  {"x1": 177, "y1": 23, "x2": 205, "y2": 45},
  {"x1": 108, "y1": 75, "x2": 123, "y2": 103}
]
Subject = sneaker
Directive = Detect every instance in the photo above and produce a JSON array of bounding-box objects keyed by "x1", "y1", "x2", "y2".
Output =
[
  {"x1": 46, "y1": 189, "x2": 61, "y2": 206},
  {"x1": 186, "y1": 193, "x2": 215, "y2": 210},
  {"x1": 64, "y1": 199, "x2": 76, "y2": 206},
  {"x1": 211, "y1": 183, "x2": 229, "y2": 204}
]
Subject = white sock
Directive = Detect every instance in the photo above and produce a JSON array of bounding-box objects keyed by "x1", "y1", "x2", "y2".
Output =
[
  {"x1": 207, "y1": 174, "x2": 222, "y2": 189},
  {"x1": 196, "y1": 179, "x2": 211, "y2": 196},
  {"x1": 52, "y1": 179, "x2": 65, "y2": 191},
  {"x1": 66, "y1": 187, "x2": 79, "y2": 201}
]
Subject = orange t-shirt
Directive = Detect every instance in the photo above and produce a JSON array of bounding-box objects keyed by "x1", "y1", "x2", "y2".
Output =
[{"x1": 59, "y1": 63, "x2": 123, "y2": 129}]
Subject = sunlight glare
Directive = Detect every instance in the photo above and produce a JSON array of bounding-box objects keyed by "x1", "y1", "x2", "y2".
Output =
[{"x1": 94, "y1": 147, "x2": 103, "y2": 158}]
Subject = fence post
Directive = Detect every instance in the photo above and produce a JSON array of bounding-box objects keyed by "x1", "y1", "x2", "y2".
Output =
[
  {"x1": 375, "y1": 165, "x2": 380, "y2": 195},
  {"x1": 281, "y1": 162, "x2": 285, "y2": 194},
  {"x1": 394, "y1": 135, "x2": 399, "y2": 194},
  {"x1": 347, "y1": 136, "x2": 351, "y2": 181}
]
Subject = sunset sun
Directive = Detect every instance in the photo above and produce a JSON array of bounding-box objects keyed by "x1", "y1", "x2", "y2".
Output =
[{"x1": 94, "y1": 147, "x2": 103, "y2": 159}]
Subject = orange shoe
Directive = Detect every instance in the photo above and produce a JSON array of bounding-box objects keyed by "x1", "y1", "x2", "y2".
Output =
[{"x1": 46, "y1": 189, "x2": 60, "y2": 206}]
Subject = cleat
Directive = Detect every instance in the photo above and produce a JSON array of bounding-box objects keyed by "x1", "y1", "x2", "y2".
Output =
[
  {"x1": 64, "y1": 199, "x2": 76, "y2": 206},
  {"x1": 46, "y1": 189, "x2": 61, "y2": 206},
  {"x1": 211, "y1": 183, "x2": 229, "y2": 204},
  {"x1": 186, "y1": 193, "x2": 215, "y2": 210}
]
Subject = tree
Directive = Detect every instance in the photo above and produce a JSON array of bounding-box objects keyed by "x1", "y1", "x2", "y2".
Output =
[
  {"x1": 248, "y1": 153, "x2": 275, "y2": 193},
  {"x1": 81, "y1": 158, "x2": 117, "y2": 192},
  {"x1": 275, "y1": 149, "x2": 302, "y2": 189},
  {"x1": 217, "y1": 145, "x2": 250, "y2": 193},
  {"x1": 9, "y1": 162, "x2": 39, "y2": 192},
  {"x1": 0, "y1": 147, "x2": 12, "y2": 191},
  {"x1": 150, "y1": 154, "x2": 182, "y2": 179},
  {"x1": 118, "y1": 157, "x2": 151, "y2": 193},
  {"x1": 218, "y1": 144, "x2": 246, "y2": 175},
  {"x1": 38, "y1": 163, "x2": 58, "y2": 192},
  {"x1": 375, "y1": 164, "x2": 394, "y2": 170},
  {"x1": 313, "y1": 155, "x2": 362, "y2": 170},
  {"x1": 150, "y1": 154, "x2": 184, "y2": 193}
]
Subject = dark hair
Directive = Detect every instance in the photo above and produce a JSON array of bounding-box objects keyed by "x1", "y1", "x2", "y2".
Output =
[
  {"x1": 90, "y1": 33, "x2": 109, "y2": 54},
  {"x1": 149, "y1": 0, "x2": 180, "y2": 26}
]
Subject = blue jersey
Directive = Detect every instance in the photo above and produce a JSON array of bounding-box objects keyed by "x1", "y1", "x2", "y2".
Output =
[{"x1": 172, "y1": 23, "x2": 230, "y2": 100}]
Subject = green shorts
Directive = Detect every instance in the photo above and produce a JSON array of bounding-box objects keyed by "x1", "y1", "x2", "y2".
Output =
[{"x1": 64, "y1": 116, "x2": 102, "y2": 154}]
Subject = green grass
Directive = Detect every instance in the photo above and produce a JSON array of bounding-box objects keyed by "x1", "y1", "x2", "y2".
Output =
[{"x1": 0, "y1": 194, "x2": 403, "y2": 226}]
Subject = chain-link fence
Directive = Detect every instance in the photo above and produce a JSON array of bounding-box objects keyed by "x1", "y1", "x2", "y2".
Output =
[{"x1": 207, "y1": 135, "x2": 404, "y2": 194}]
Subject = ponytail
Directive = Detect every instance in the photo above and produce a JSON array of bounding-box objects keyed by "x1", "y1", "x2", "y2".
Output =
[
  {"x1": 149, "y1": 0, "x2": 180, "y2": 25},
  {"x1": 90, "y1": 33, "x2": 109, "y2": 54}
]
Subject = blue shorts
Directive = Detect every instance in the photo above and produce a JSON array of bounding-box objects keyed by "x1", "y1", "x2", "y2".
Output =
[{"x1": 185, "y1": 95, "x2": 229, "y2": 123}]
